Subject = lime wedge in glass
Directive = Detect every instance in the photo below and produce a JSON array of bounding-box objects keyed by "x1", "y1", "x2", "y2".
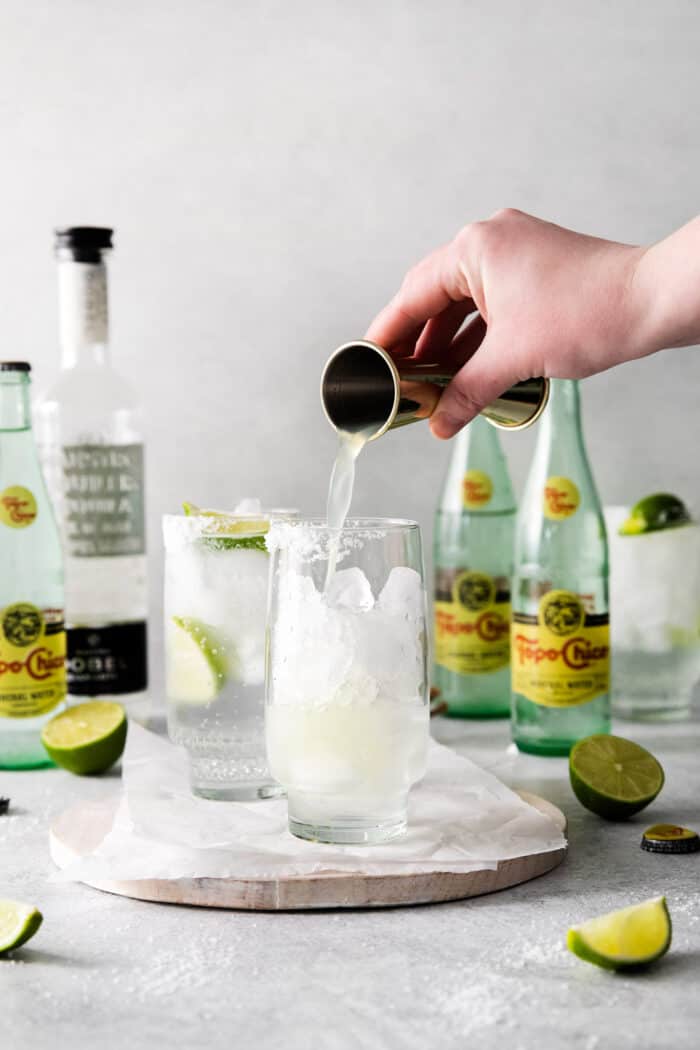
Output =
[
  {"x1": 569, "y1": 734, "x2": 664, "y2": 820},
  {"x1": 568, "y1": 896, "x2": 671, "y2": 971},
  {"x1": 167, "y1": 617, "x2": 232, "y2": 704},
  {"x1": 41, "y1": 701, "x2": 127, "y2": 775},
  {"x1": 0, "y1": 899, "x2": 43, "y2": 955},
  {"x1": 619, "y1": 493, "x2": 692, "y2": 535},
  {"x1": 182, "y1": 501, "x2": 269, "y2": 549}
]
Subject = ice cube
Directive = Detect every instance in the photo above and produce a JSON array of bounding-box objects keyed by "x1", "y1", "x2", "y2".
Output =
[
  {"x1": 377, "y1": 566, "x2": 424, "y2": 620},
  {"x1": 234, "y1": 497, "x2": 263, "y2": 515},
  {"x1": 325, "y1": 567, "x2": 375, "y2": 612}
]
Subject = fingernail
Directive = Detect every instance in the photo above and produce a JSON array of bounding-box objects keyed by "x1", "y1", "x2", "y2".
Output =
[{"x1": 430, "y1": 412, "x2": 461, "y2": 439}]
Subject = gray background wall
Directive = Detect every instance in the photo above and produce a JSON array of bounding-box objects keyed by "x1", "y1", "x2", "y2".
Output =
[{"x1": 1, "y1": 0, "x2": 699, "y2": 687}]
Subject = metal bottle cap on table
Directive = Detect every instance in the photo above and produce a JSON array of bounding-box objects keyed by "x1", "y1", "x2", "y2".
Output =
[{"x1": 320, "y1": 339, "x2": 549, "y2": 439}]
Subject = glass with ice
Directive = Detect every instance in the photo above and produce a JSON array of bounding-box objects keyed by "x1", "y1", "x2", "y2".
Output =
[
  {"x1": 265, "y1": 518, "x2": 430, "y2": 844},
  {"x1": 163, "y1": 507, "x2": 280, "y2": 800},
  {"x1": 605, "y1": 504, "x2": 700, "y2": 720}
]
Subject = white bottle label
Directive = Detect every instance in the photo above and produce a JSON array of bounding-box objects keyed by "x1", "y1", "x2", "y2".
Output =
[{"x1": 62, "y1": 443, "x2": 145, "y2": 557}]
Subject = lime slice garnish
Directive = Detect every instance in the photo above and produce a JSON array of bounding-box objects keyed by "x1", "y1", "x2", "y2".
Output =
[
  {"x1": 41, "y1": 702, "x2": 127, "y2": 775},
  {"x1": 0, "y1": 899, "x2": 43, "y2": 955},
  {"x1": 619, "y1": 493, "x2": 692, "y2": 535},
  {"x1": 569, "y1": 734, "x2": 664, "y2": 820},
  {"x1": 567, "y1": 896, "x2": 671, "y2": 971},
  {"x1": 167, "y1": 617, "x2": 232, "y2": 704},
  {"x1": 181, "y1": 501, "x2": 269, "y2": 545}
]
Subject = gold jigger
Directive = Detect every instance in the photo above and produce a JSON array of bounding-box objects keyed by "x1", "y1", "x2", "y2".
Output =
[{"x1": 320, "y1": 340, "x2": 549, "y2": 440}]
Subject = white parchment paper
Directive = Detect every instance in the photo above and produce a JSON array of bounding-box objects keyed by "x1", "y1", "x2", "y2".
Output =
[{"x1": 54, "y1": 724, "x2": 566, "y2": 882}]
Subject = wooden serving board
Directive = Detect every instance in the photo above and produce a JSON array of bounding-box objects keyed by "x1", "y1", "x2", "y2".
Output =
[{"x1": 50, "y1": 792, "x2": 567, "y2": 911}]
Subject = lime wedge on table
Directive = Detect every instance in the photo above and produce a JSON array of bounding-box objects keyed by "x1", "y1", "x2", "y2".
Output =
[
  {"x1": 619, "y1": 493, "x2": 691, "y2": 535},
  {"x1": 0, "y1": 899, "x2": 43, "y2": 955},
  {"x1": 41, "y1": 701, "x2": 127, "y2": 775},
  {"x1": 569, "y1": 735, "x2": 664, "y2": 820},
  {"x1": 568, "y1": 897, "x2": 671, "y2": 971},
  {"x1": 168, "y1": 617, "x2": 232, "y2": 704}
]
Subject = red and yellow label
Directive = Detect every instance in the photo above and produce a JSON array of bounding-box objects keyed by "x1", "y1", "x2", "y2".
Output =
[
  {"x1": 543, "y1": 477, "x2": 579, "y2": 520},
  {"x1": 435, "y1": 570, "x2": 510, "y2": 675},
  {"x1": 462, "y1": 470, "x2": 493, "y2": 510},
  {"x1": 511, "y1": 590, "x2": 609, "y2": 707},
  {"x1": 0, "y1": 603, "x2": 66, "y2": 717},
  {"x1": 0, "y1": 486, "x2": 38, "y2": 529}
]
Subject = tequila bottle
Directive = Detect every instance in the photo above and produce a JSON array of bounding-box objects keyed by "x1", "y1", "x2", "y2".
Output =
[
  {"x1": 511, "y1": 379, "x2": 610, "y2": 755},
  {"x1": 433, "y1": 416, "x2": 515, "y2": 717},
  {"x1": 0, "y1": 363, "x2": 66, "y2": 768},
  {"x1": 36, "y1": 227, "x2": 149, "y2": 722}
]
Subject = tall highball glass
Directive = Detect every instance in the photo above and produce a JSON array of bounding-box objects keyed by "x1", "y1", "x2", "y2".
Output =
[{"x1": 265, "y1": 518, "x2": 430, "y2": 844}]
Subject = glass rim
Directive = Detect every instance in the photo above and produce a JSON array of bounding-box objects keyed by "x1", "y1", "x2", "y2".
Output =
[{"x1": 273, "y1": 516, "x2": 420, "y2": 533}]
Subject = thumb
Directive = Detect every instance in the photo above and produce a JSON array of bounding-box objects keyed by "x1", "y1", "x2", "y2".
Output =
[{"x1": 430, "y1": 333, "x2": 525, "y2": 439}]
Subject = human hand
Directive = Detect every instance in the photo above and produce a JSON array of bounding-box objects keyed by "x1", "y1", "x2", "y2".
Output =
[{"x1": 365, "y1": 209, "x2": 649, "y2": 438}]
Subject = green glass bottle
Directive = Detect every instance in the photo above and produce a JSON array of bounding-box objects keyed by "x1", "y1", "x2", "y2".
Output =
[
  {"x1": 511, "y1": 379, "x2": 610, "y2": 755},
  {"x1": 433, "y1": 416, "x2": 516, "y2": 717},
  {"x1": 0, "y1": 363, "x2": 66, "y2": 768}
]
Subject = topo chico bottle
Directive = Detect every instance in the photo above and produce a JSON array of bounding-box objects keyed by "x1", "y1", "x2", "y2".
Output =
[
  {"x1": 36, "y1": 227, "x2": 149, "y2": 723},
  {"x1": 433, "y1": 416, "x2": 516, "y2": 717},
  {"x1": 0, "y1": 362, "x2": 66, "y2": 768},
  {"x1": 511, "y1": 379, "x2": 610, "y2": 755}
]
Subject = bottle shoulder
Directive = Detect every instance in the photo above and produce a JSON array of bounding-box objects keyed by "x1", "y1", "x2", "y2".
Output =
[
  {"x1": 34, "y1": 365, "x2": 143, "y2": 445},
  {"x1": 36, "y1": 364, "x2": 141, "y2": 413}
]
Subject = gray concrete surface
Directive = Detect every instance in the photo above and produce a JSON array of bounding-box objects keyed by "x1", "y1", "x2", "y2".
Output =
[{"x1": 2, "y1": 717, "x2": 698, "y2": 1050}]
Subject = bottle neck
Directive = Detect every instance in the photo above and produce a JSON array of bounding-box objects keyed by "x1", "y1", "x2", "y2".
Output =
[
  {"x1": 540, "y1": 379, "x2": 581, "y2": 433},
  {"x1": 0, "y1": 374, "x2": 32, "y2": 431},
  {"x1": 57, "y1": 260, "x2": 110, "y2": 368},
  {"x1": 440, "y1": 415, "x2": 516, "y2": 513}
]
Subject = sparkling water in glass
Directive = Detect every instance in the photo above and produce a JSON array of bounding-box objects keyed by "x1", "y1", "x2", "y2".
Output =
[
  {"x1": 606, "y1": 506, "x2": 700, "y2": 721},
  {"x1": 163, "y1": 512, "x2": 280, "y2": 800},
  {"x1": 265, "y1": 517, "x2": 430, "y2": 844}
]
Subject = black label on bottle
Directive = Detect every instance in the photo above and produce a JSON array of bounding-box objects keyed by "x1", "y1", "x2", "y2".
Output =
[{"x1": 67, "y1": 621, "x2": 148, "y2": 695}]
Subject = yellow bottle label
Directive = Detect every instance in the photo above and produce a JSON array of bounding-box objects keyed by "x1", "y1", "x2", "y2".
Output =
[
  {"x1": 543, "y1": 477, "x2": 580, "y2": 520},
  {"x1": 0, "y1": 486, "x2": 38, "y2": 529},
  {"x1": 434, "y1": 570, "x2": 510, "y2": 675},
  {"x1": 462, "y1": 470, "x2": 493, "y2": 509},
  {"x1": 511, "y1": 590, "x2": 609, "y2": 707},
  {"x1": 0, "y1": 603, "x2": 66, "y2": 718}
]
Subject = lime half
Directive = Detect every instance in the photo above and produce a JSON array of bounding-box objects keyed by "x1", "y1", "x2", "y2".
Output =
[
  {"x1": 167, "y1": 617, "x2": 231, "y2": 704},
  {"x1": 569, "y1": 734, "x2": 664, "y2": 820},
  {"x1": 0, "y1": 899, "x2": 43, "y2": 955},
  {"x1": 568, "y1": 896, "x2": 671, "y2": 971},
  {"x1": 619, "y1": 493, "x2": 691, "y2": 535},
  {"x1": 41, "y1": 701, "x2": 127, "y2": 775}
]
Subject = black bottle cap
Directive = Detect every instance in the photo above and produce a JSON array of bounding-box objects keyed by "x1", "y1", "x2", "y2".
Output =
[
  {"x1": 0, "y1": 362, "x2": 31, "y2": 372},
  {"x1": 55, "y1": 226, "x2": 113, "y2": 263}
]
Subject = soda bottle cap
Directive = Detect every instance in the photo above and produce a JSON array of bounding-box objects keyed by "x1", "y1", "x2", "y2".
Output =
[
  {"x1": 0, "y1": 362, "x2": 30, "y2": 372},
  {"x1": 641, "y1": 823, "x2": 700, "y2": 854},
  {"x1": 55, "y1": 226, "x2": 113, "y2": 262}
]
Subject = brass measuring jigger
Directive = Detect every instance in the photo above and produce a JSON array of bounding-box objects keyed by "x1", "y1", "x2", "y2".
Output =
[{"x1": 320, "y1": 339, "x2": 549, "y2": 439}]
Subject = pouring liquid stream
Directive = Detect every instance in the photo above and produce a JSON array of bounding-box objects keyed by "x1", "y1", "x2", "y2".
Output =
[{"x1": 324, "y1": 427, "x2": 372, "y2": 587}]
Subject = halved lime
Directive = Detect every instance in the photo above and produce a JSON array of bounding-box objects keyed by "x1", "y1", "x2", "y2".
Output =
[
  {"x1": 619, "y1": 493, "x2": 691, "y2": 535},
  {"x1": 41, "y1": 701, "x2": 127, "y2": 775},
  {"x1": 567, "y1": 896, "x2": 671, "y2": 971},
  {"x1": 0, "y1": 899, "x2": 43, "y2": 955},
  {"x1": 167, "y1": 617, "x2": 232, "y2": 704},
  {"x1": 569, "y1": 734, "x2": 664, "y2": 820}
]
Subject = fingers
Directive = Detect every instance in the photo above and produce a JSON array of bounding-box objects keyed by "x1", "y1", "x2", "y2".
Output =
[
  {"x1": 423, "y1": 312, "x2": 487, "y2": 371},
  {"x1": 413, "y1": 300, "x2": 475, "y2": 362},
  {"x1": 430, "y1": 333, "x2": 523, "y2": 439},
  {"x1": 365, "y1": 238, "x2": 475, "y2": 354}
]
